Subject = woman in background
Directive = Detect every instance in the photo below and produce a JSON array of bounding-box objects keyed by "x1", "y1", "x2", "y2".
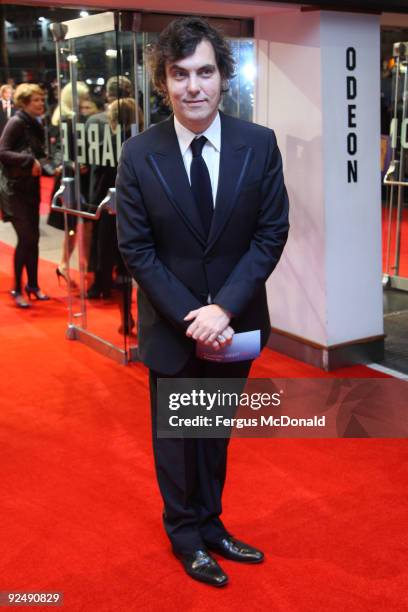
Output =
[
  {"x1": 87, "y1": 97, "x2": 143, "y2": 334},
  {"x1": 87, "y1": 97, "x2": 143, "y2": 300},
  {"x1": 0, "y1": 83, "x2": 50, "y2": 308},
  {"x1": 47, "y1": 81, "x2": 94, "y2": 285}
]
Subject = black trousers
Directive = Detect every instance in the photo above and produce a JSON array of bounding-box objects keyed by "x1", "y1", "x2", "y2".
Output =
[
  {"x1": 11, "y1": 200, "x2": 40, "y2": 293},
  {"x1": 90, "y1": 211, "x2": 125, "y2": 292},
  {"x1": 149, "y1": 356, "x2": 252, "y2": 555}
]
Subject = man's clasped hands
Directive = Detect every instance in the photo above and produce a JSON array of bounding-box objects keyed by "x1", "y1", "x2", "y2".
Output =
[{"x1": 184, "y1": 304, "x2": 234, "y2": 351}]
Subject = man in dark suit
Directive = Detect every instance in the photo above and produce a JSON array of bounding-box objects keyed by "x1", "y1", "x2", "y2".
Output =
[
  {"x1": 116, "y1": 16, "x2": 289, "y2": 587},
  {"x1": 0, "y1": 85, "x2": 15, "y2": 137}
]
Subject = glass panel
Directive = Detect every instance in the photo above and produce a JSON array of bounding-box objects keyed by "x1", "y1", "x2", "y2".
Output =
[
  {"x1": 222, "y1": 39, "x2": 255, "y2": 121},
  {"x1": 383, "y1": 43, "x2": 408, "y2": 285},
  {"x1": 52, "y1": 25, "x2": 139, "y2": 359}
]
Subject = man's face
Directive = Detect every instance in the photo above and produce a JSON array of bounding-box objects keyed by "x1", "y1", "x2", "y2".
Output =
[
  {"x1": 165, "y1": 39, "x2": 222, "y2": 133},
  {"x1": 2, "y1": 87, "x2": 12, "y2": 101}
]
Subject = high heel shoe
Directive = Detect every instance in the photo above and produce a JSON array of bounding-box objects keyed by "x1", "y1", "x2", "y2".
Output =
[
  {"x1": 10, "y1": 290, "x2": 30, "y2": 309},
  {"x1": 86, "y1": 284, "x2": 111, "y2": 299},
  {"x1": 56, "y1": 266, "x2": 78, "y2": 289},
  {"x1": 25, "y1": 285, "x2": 50, "y2": 301}
]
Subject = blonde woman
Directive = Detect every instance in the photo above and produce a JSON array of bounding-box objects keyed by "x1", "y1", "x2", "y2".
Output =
[
  {"x1": 47, "y1": 81, "x2": 93, "y2": 286},
  {"x1": 50, "y1": 81, "x2": 90, "y2": 127}
]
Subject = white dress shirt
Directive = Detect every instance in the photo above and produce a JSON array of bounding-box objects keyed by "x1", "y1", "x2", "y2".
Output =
[
  {"x1": 174, "y1": 112, "x2": 221, "y2": 206},
  {"x1": 2, "y1": 100, "x2": 11, "y2": 119}
]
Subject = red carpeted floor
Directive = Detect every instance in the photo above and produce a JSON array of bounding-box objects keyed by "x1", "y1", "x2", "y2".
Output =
[
  {"x1": 1, "y1": 239, "x2": 407, "y2": 612},
  {"x1": 382, "y1": 205, "x2": 408, "y2": 278}
]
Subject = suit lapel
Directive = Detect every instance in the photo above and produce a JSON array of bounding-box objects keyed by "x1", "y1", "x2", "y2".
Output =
[
  {"x1": 205, "y1": 112, "x2": 253, "y2": 254},
  {"x1": 146, "y1": 113, "x2": 253, "y2": 252},
  {"x1": 147, "y1": 117, "x2": 207, "y2": 248}
]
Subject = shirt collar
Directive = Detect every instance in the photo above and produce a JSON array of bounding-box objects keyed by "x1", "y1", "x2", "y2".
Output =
[{"x1": 174, "y1": 112, "x2": 221, "y2": 156}]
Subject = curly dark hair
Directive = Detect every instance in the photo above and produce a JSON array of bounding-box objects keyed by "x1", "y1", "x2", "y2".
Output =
[{"x1": 147, "y1": 16, "x2": 235, "y2": 104}]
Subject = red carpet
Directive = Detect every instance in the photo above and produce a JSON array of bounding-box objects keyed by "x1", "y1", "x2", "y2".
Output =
[
  {"x1": 382, "y1": 205, "x2": 408, "y2": 277},
  {"x1": 1, "y1": 239, "x2": 407, "y2": 611}
]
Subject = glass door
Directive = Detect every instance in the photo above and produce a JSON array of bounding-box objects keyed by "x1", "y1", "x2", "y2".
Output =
[
  {"x1": 383, "y1": 41, "x2": 408, "y2": 291},
  {"x1": 50, "y1": 12, "x2": 139, "y2": 363}
]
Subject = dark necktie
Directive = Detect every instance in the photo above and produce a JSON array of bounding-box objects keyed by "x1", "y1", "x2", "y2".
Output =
[{"x1": 190, "y1": 136, "x2": 213, "y2": 237}]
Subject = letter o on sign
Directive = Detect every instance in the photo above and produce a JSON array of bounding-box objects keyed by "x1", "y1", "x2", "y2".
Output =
[
  {"x1": 347, "y1": 132, "x2": 357, "y2": 155},
  {"x1": 346, "y1": 47, "x2": 356, "y2": 71}
]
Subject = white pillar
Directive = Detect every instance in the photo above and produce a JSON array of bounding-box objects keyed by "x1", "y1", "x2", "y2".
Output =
[{"x1": 255, "y1": 10, "x2": 384, "y2": 369}]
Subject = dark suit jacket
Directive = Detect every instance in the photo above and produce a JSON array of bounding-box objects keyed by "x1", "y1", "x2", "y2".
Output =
[
  {"x1": 116, "y1": 111, "x2": 289, "y2": 375},
  {"x1": 0, "y1": 110, "x2": 45, "y2": 211},
  {"x1": 0, "y1": 103, "x2": 15, "y2": 137}
]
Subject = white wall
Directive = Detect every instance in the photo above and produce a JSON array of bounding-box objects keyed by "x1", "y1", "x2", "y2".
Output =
[
  {"x1": 256, "y1": 11, "x2": 327, "y2": 345},
  {"x1": 255, "y1": 9, "x2": 383, "y2": 347},
  {"x1": 320, "y1": 11, "x2": 383, "y2": 344}
]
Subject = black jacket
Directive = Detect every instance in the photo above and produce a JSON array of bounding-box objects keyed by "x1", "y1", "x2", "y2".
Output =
[
  {"x1": 116, "y1": 112, "x2": 289, "y2": 374},
  {"x1": 0, "y1": 102, "x2": 16, "y2": 137},
  {"x1": 0, "y1": 110, "x2": 45, "y2": 209}
]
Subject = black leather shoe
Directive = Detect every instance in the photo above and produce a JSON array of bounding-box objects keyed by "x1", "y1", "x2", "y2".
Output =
[
  {"x1": 206, "y1": 536, "x2": 264, "y2": 564},
  {"x1": 174, "y1": 549, "x2": 228, "y2": 587},
  {"x1": 86, "y1": 285, "x2": 102, "y2": 299},
  {"x1": 86, "y1": 285, "x2": 111, "y2": 299}
]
